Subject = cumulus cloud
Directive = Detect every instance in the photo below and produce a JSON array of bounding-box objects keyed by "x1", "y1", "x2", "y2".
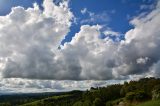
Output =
[
  {"x1": 0, "y1": 0, "x2": 160, "y2": 82},
  {"x1": 62, "y1": 0, "x2": 160, "y2": 80},
  {"x1": 0, "y1": 0, "x2": 74, "y2": 79}
]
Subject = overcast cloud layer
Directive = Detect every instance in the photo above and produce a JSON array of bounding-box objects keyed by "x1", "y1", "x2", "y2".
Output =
[{"x1": 0, "y1": 0, "x2": 160, "y2": 81}]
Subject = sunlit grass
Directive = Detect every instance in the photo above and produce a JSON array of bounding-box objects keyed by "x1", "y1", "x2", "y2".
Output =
[{"x1": 135, "y1": 100, "x2": 160, "y2": 106}]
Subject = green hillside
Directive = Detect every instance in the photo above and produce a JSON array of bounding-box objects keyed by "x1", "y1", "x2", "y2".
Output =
[
  {"x1": 1, "y1": 78, "x2": 160, "y2": 106},
  {"x1": 135, "y1": 100, "x2": 160, "y2": 106},
  {"x1": 21, "y1": 91, "x2": 83, "y2": 106}
]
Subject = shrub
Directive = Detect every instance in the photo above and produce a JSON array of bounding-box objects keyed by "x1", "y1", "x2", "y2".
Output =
[
  {"x1": 134, "y1": 91, "x2": 147, "y2": 101},
  {"x1": 106, "y1": 101, "x2": 112, "y2": 106},
  {"x1": 93, "y1": 98, "x2": 104, "y2": 106},
  {"x1": 152, "y1": 85, "x2": 160, "y2": 100},
  {"x1": 126, "y1": 92, "x2": 136, "y2": 101},
  {"x1": 125, "y1": 91, "x2": 148, "y2": 101}
]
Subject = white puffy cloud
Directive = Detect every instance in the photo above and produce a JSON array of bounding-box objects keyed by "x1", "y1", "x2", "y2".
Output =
[
  {"x1": 43, "y1": 0, "x2": 72, "y2": 26},
  {"x1": 62, "y1": 25, "x2": 118, "y2": 80},
  {"x1": 0, "y1": 0, "x2": 160, "y2": 88},
  {"x1": 61, "y1": 0, "x2": 160, "y2": 80},
  {"x1": 0, "y1": 0, "x2": 74, "y2": 79}
]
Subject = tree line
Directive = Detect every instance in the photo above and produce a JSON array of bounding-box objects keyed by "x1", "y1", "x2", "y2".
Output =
[{"x1": 0, "y1": 77, "x2": 160, "y2": 106}]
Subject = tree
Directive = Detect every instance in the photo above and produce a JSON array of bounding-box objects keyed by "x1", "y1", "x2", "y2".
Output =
[
  {"x1": 106, "y1": 101, "x2": 112, "y2": 106},
  {"x1": 134, "y1": 91, "x2": 148, "y2": 101},
  {"x1": 125, "y1": 91, "x2": 148, "y2": 102},
  {"x1": 93, "y1": 98, "x2": 104, "y2": 106},
  {"x1": 83, "y1": 100, "x2": 92, "y2": 106},
  {"x1": 152, "y1": 85, "x2": 160, "y2": 100},
  {"x1": 125, "y1": 92, "x2": 136, "y2": 101},
  {"x1": 73, "y1": 101, "x2": 83, "y2": 106}
]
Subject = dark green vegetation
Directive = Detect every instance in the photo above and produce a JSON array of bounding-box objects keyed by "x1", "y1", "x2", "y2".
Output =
[
  {"x1": 21, "y1": 91, "x2": 83, "y2": 106},
  {"x1": 0, "y1": 91, "x2": 83, "y2": 106},
  {"x1": 0, "y1": 77, "x2": 160, "y2": 106},
  {"x1": 134, "y1": 100, "x2": 160, "y2": 106},
  {"x1": 0, "y1": 92, "x2": 58, "y2": 106}
]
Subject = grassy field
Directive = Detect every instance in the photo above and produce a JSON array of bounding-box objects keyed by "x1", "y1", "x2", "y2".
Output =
[
  {"x1": 135, "y1": 100, "x2": 160, "y2": 106},
  {"x1": 20, "y1": 91, "x2": 83, "y2": 106},
  {"x1": 21, "y1": 95, "x2": 70, "y2": 106}
]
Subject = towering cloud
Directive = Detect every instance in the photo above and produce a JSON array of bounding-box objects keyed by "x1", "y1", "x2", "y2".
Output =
[
  {"x1": 0, "y1": 0, "x2": 160, "y2": 81},
  {"x1": 0, "y1": 0, "x2": 74, "y2": 79}
]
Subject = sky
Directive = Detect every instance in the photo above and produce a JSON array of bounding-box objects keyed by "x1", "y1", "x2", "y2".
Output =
[{"x1": 0, "y1": 0, "x2": 160, "y2": 93}]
